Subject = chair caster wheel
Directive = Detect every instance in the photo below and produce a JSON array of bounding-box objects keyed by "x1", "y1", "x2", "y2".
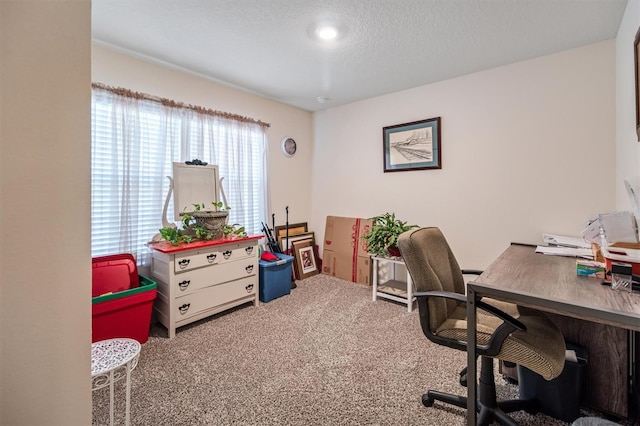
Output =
[
  {"x1": 422, "y1": 394, "x2": 434, "y2": 407},
  {"x1": 459, "y1": 375, "x2": 467, "y2": 387}
]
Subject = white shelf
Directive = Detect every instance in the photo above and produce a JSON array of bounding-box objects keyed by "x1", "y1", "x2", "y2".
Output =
[{"x1": 371, "y1": 256, "x2": 415, "y2": 312}]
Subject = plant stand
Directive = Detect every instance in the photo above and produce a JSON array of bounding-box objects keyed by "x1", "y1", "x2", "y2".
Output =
[{"x1": 371, "y1": 255, "x2": 415, "y2": 312}]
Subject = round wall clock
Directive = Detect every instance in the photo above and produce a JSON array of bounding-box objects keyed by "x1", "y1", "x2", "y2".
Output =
[{"x1": 281, "y1": 137, "x2": 297, "y2": 157}]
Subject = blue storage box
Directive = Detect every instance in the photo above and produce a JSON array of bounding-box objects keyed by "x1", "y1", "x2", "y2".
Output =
[{"x1": 259, "y1": 253, "x2": 294, "y2": 302}]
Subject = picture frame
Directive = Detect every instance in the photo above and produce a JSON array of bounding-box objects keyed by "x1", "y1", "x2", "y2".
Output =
[
  {"x1": 383, "y1": 117, "x2": 441, "y2": 172},
  {"x1": 273, "y1": 222, "x2": 308, "y2": 240},
  {"x1": 278, "y1": 231, "x2": 315, "y2": 254},
  {"x1": 634, "y1": 28, "x2": 640, "y2": 141},
  {"x1": 292, "y1": 239, "x2": 319, "y2": 280}
]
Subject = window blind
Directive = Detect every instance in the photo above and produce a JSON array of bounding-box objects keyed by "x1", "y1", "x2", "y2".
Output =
[{"x1": 91, "y1": 88, "x2": 268, "y2": 265}]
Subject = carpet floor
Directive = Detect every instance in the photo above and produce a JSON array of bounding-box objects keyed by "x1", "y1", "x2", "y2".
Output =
[{"x1": 92, "y1": 274, "x2": 629, "y2": 425}]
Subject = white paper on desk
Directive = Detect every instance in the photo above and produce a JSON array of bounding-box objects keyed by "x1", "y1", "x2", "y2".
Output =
[
  {"x1": 543, "y1": 234, "x2": 591, "y2": 249},
  {"x1": 581, "y1": 219, "x2": 602, "y2": 244},
  {"x1": 535, "y1": 246, "x2": 593, "y2": 259},
  {"x1": 598, "y1": 211, "x2": 639, "y2": 244}
]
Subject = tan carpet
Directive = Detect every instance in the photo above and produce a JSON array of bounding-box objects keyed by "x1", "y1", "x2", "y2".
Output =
[{"x1": 92, "y1": 274, "x2": 626, "y2": 425}]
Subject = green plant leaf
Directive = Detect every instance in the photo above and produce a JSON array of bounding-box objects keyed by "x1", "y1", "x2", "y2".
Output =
[{"x1": 362, "y1": 212, "x2": 418, "y2": 256}]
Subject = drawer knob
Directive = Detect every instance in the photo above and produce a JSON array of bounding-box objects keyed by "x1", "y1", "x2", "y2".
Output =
[
  {"x1": 178, "y1": 280, "x2": 190, "y2": 290},
  {"x1": 178, "y1": 303, "x2": 190, "y2": 314},
  {"x1": 178, "y1": 259, "x2": 191, "y2": 268},
  {"x1": 206, "y1": 253, "x2": 217, "y2": 262},
  {"x1": 223, "y1": 250, "x2": 232, "y2": 259},
  {"x1": 245, "y1": 246, "x2": 254, "y2": 255},
  {"x1": 245, "y1": 265, "x2": 254, "y2": 274},
  {"x1": 245, "y1": 284, "x2": 254, "y2": 293}
]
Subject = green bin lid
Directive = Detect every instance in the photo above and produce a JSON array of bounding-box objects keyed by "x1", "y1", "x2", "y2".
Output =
[{"x1": 92, "y1": 274, "x2": 157, "y2": 304}]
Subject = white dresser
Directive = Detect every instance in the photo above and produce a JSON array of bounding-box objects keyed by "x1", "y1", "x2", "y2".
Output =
[{"x1": 149, "y1": 236, "x2": 261, "y2": 338}]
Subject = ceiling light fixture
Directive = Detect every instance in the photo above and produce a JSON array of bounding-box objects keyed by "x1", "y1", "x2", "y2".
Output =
[
  {"x1": 316, "y1": 25, "x2": 338, "y2": 41},
  {"x1": 316, "y1": 96, "x2": 330, "y2": 103}
]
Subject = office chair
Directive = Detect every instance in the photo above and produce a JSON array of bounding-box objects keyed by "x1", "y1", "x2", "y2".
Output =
[{"x1": 398, "y1": 227, "x2": 566, "y2": 426}]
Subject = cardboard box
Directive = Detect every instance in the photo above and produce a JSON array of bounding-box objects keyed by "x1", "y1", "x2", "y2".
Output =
[{"x1": 322, "y1": 216, "x2": 372, "y2": 285}]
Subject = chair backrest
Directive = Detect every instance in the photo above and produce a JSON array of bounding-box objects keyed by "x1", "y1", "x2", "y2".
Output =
[{"x1": 398, "y1": 227, "x2": 466, "y2": 331}]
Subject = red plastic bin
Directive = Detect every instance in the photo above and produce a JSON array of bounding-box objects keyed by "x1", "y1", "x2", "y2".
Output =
[
  {"x1": 601, "y1": 242, "x2": 640, "y2": 275},
  {"x1": 92, "y1": 254, "x2": 140, "y2": 297},
  {"x1": 92, "y1": 274, "x2": 157, "y2": 343}
]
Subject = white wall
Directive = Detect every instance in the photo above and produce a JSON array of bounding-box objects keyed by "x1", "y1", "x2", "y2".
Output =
[
  {"x1": 616, "y1": 0, "x2": 640, "y2": 209},
  {"x1": 0, "y1": 1, "x2": 92, "y2": 424},
  {"x1": 312, "y1": 41, "x2": 617, "y2": 269},
  {"x1": 92, "y1": 45, "x2": 314, "y2": 228}
]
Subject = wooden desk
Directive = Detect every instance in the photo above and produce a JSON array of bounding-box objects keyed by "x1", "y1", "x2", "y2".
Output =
[{"x1": 466, "y1": 244, "x2": 640, "y2": 425}]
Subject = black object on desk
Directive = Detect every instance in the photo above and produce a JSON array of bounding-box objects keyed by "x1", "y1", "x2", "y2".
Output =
[{"x1": 601, "y1": 280, "x2": 640, "y2": 292}]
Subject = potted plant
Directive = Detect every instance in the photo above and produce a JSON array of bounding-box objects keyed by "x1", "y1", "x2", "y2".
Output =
[
  {"x1": 363, "y1": 212, "x2": 418, "y2": 257},
  {"x1": 187, "y1": 201, "x2": 229, "y2": 240},
  {"x1": 158, "y1": 201, "x2": 246, "y2": 246}
]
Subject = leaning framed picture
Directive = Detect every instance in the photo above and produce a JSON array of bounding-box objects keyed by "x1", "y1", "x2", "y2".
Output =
[
  {"x1": 383, "y1": 117, "x2": 441, "y2": 172},
  {"x1": 274, "y1": 222, "x2": 308, "y2": 240},
  {"x1": 278, "y1": 231, "x2": 315, "y2": 254},
  {"x1": 292, "y1": 239, "x2": 319, "y2": 280}
]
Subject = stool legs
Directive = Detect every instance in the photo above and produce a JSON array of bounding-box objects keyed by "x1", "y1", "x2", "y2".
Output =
[
  {"x1": 109, "y1": 370, "x2": 115, "y2": 426},
  {"x1": 102, "y1": 366, "x2": 133, "y2": 426},
  {"x1": 125, "y1": 363, "x2": 132, "y2": 426},
  {"x1": 91, "y1": 339, "x2": 141, "y2": 426}
]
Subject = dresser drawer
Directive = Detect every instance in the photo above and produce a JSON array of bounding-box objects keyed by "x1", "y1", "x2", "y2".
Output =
[
  {"x1": 174, "y1": 242, "x2": 257, "y2": 273},
  {"x1": 216, "y1": 242, "x2": 256, "y2": 265},
  {"x1": 174, "y1": 276, "x2": 257, "y2": 319},
  {"x1": 173, "y1": 259, "x2": 257, "y2": 294},
  {"x1": 174, "y1": 247, "x2": 220, "y2": 272}
]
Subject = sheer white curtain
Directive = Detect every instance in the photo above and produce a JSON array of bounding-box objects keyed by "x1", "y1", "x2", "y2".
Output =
[{"x1": 91, "y1": 86, "x2": 268, "y2": 266}]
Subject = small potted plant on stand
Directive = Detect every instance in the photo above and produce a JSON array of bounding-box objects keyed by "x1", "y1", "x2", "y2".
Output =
[{"x1": 363, "y1": 212, "x2": 418, "y2": 257}]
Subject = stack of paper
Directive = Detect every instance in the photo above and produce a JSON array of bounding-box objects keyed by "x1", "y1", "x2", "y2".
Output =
[
  {"x1": 535, "y1": 245, "x2": 594, "y2": 259},
  {"x1": 537, "y1": 233, "x2": 593, "y2": 259},
  {"x1": 543, "y1": 234, "x2": 591, "y2": 249}
]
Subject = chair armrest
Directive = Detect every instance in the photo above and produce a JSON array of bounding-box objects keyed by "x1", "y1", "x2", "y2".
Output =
[
  {"x1": 413, "y1": 290, "x2": 526, "y2": 356},
  {"x1": 461, "y1": 269, "x2": 483, "y2": 275}
]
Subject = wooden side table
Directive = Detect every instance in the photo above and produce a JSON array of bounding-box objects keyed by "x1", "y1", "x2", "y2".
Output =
[
  {"x1": 91, "y1": 338, "x2": 141, "y2": 426},
  {"x1": 371, "y1": 255, "x2": 415, "y2": 312}
]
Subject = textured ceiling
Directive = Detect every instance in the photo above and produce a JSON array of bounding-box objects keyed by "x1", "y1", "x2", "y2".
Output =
[{"x1": 92, "y1": 0, "x2": 628, "y2": 112}]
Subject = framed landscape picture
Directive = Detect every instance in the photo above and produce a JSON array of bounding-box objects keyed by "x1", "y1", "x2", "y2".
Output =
[{"x1": 383, "y1": 117, "x2": 441, "y2": 172}]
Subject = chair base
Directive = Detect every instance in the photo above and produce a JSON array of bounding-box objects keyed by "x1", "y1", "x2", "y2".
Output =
[{"x1": 421, "y1": 357, "x2": 539, "y2": 426}]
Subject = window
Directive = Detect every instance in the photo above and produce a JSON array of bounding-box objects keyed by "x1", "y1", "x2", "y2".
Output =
[{"x1": 91, "y1": 85, "x2": 268, "y2": 265}]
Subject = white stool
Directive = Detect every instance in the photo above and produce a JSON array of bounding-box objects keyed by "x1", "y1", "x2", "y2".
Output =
[{"x1": 91, "y1": 338, "x2": 141, "y2": 426}]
